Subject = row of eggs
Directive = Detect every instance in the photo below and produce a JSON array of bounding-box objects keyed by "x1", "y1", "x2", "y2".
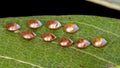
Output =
[
  {"x1": 5, "y1": 20, "x2": 107, "y2": 48},
  {"x1": 6, "y1": 20, "x2": 79, "y2": 33}
]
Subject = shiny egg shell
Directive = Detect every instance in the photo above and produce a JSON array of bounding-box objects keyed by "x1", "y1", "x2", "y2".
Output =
[
  {"x1": 58, "y1": 37, "x2": 73, "y2": 47},
  {"x1": 64, "y1": 24, "x2": 79, "y2": 33},
  {"x1": 41, "y1": 32, "x2": 56, "y2": 42},
  {"x1": 75, "y1": 38, "x2": 90, "y2": 48},
  {"x1": 5, "y1": 22, "x2": 21, "y2": 32},
  {"x1": 27, "y1": 20, "x2": 42, "y2": 29},
  {"x1": 20, "y1": 30, "x2": 36, "y2": 40},
  {"x1": 92, "y1": 37, "x2": 107, "y2": 48},
  {"x1": 46, "y1": 20, "x2": 61, "y2": 29}
]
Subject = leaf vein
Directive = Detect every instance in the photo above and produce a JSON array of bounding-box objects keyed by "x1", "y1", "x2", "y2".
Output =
[
  {"x1": 70, "y1": 47, "x2": 118, "y2": 65},
  {"x1": 49, "y1": 41, "x2": 118, "y2": 65},
  {"x1": 77, "y1": 22, "x2": 120, "y2": 38},
  {"x1": 0, "y1": 55, "x2": 43, "y2": 68}
]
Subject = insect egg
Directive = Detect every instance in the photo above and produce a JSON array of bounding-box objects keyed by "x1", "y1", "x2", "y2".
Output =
[
  {"x1": 41, "y1": 32, "x2": 56, "y2": 42},
  {"x1": 5, "y1": 22, "x2": 21, "y2": 32},
  {"x1": 58, "y1": 37, "x2": 73, "y2": 47},
  {"x1": 46, "y1": 20, "x2": 61, "y2": 29},
  {"x1": 75, "y1": 38, "x2": 90, "y2": 48},
  {"x1": 27, "y1": 19, "x2": 42, "y2": 29},
  {"x1": 64, "y1": 24, "x2": 79, "y2": 33},
  {"x1": 20, "y1": 30, "x2": 36, "y2": 40},
  {"x1": 91, "y1": 37, "x2": 107, "y2": 48}
]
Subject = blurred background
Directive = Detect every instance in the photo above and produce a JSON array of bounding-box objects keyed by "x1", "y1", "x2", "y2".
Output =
[{"x1": 0, "y1": 0, "x2": 120, "y2": 19}]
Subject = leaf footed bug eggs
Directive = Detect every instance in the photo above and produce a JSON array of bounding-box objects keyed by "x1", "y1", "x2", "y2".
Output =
[
  {"x1": 64, "y1": 24, "x2": 79, "y2": 33},
  {"x1": 75, "y1": 38, "x2": 90, "y2": 48},
  {"x1": 5, "y1": 19, "x2": 108, "y2": 49},
  {"x1": 58, "y1": 37, "x2": 73, "y2": 47},
  {"x1": 27, "y1": 20, "x2": 42, "y2": 29},
  {"x1": 41, "y1": 32, "x2": 56, "y2": 42},
  {"x1": 5, "y1": 22, "x2": 21, "y2": 32},
  {"x1": 20, "y1": 30, "x2": 36, "y2": 40},
  {"x1": 92, "y1": 37, "x2": 107, "y2": 48},
  {"x1": 46, "y1": 20, "x2": 61, "y2": 29}
]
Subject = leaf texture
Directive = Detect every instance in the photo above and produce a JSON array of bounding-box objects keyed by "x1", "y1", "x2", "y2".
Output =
[{"x1": 0, "y1": 15, "x2": 120, "y2": 68}]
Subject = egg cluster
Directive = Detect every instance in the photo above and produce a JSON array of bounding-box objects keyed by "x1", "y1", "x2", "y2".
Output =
[{"x1": 5, "y1": 19, "x2": 107, "y2": 48}]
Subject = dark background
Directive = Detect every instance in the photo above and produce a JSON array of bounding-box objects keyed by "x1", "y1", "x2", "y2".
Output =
[{"x1": 0, "y1": 0, "x2": 120, "y2": 19}]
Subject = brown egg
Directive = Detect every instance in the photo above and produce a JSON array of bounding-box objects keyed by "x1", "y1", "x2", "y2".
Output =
[
  {"x1": 58, "y1": 37, "x2": 73, "y2": 47},
  {"x1": 92, "y1": 37, "x2": 107, "y2": 48},
  {"x1": 41, "y1": 32, "x2": 56, "y2": 42},
  {"x1": 64, "y1": 24, "x2": 79, "y2": 33},
  {"x1": 5, "y1": 22, "x2": 21, "y2": 32},
  {"x1": 46, "y1": 20, "x2": 61, "y2": 29},
  {"x1": 27, "y1": 20, "x2": 42, "y2": 29},
  {"x1": 75, "y1": 38, "x2": 90, "y2": 48},
  {"x1": 20, "y1": 30, "x2": 36, "y2": 40}
]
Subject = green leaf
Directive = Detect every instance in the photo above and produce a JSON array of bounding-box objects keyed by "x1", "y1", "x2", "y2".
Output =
[{"x1": 0, "y1": 15, "x2": 120, "y2": 68}]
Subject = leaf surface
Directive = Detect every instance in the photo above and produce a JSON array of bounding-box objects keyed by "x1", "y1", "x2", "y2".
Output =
[{"x1": 0, "y1": 15, "x2": 120, "y2": 68}]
